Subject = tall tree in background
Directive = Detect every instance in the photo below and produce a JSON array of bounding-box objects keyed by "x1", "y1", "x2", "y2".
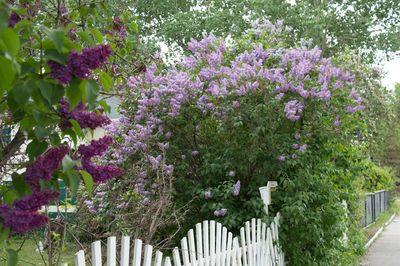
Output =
[{"x1": 119, "y1": 0, "x2": 399, "y2": 60}]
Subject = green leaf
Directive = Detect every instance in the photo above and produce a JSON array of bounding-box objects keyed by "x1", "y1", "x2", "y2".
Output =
[
  {"x1": 44, "y1": 49, "x2": 68, "y2": 65},
  {"x1": 0, "y1": 225, "x2": 10, "y2": 244},
  {"x1": 80, "y1": 79, "x2": 99, "y2": 108},
  {"x1": 0, "y1": 28, "x2": 20, "y2": 58},
  {"x1": 6, "y1": 249, "x2": 18, "y2": 266},
  {"x1": 3, "y1": 190, "x2": 18, "y2": 204},
  {"x1": 99, "y1": 71, "x2": 113, "y2": 91},
  {"x1": 62, "y1": 155, "x2": 80, "y2": 172},
  {"x1": 11, "y1": 173, "x2": 31, "y2": 196},
  {"x1": 81, "y1": 170, "x2": 94, "y2": 193},
  {"x1": 41, "y1": 26, "x2": 65, "y2": 52},
  {"x1": 64, "y1": 170, "x2": 81, "y2": 196},
  {"x1": 91, "y1": 28, "x2": 103, "y2": 43},
  {"x1": 98, "y1": 100, "x2": 111, "y2": 113},
  {"x1": 69, "y1": 119, "x2": 83, "y2": 138},
  {"x1": 0, "y1": 57, "x2": 16, "y2": 94},
  {"x1": 66, "y1": 79, "x2": 82, "y2": 110},
  {"x1": 26, "y1": 139, "x2": 48, "y2": 160},
  {"x1": 39, "y1": 81, "x2": 65, "y2": 105},
  {"x1": 34, "y1": 126, "x2": 51, "y2": 140},
  {"x1": 0, "y1": 8, "x2": 8, "y2": 30},
  {"x1": 12, "y1": 81, "x2": 33, "y2": 107},
  {"x1": 130, "y1": 21, "x2": 138, "y2": 33}
]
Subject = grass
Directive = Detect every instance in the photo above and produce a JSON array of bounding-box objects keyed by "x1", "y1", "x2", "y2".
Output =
[
  {"x1": 0, "y1": 235, "x2": 78, "y2": 266},
  {"x1": 363, "y1": 192, "x2": 400, "y2": 242}
]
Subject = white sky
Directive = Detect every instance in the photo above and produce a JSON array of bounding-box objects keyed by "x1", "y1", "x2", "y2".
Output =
[{"x1": 382, "y1": 58, "x2": 400, "y2": 90}]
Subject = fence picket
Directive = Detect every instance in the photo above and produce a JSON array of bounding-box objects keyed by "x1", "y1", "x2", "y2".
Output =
[
  {"x1": 75, "y1": 250, "x2": 86, "y2": 266},
  {"x1": 74, "y1": 214, "x2": 285, "y2": 266},
  {"x1": 132, "y1": 239, "x2": 143, "y2": 266},
  {"x1": 120, "y1": 236, "x2": 130, "y2": 266},
  {"x1": 91, "y1": 240, "x2": 102, "y2": 266},
  {"x1": 155, "y1": 251, "x2": 163, "y2": 266},
  {"x1": 107, "y1": 236, "x2": 117, "y2": 266},
  {"x1": 143, "y1": 244, "x2": 153, "y2": 266},
  {"x1": 196, "y1": 223, "x2": 204, "y2": 266},
  {"x1": 221, "y1": 227, "x2": 227, "y2": 266},
  {"x1": 173, "y1": 247, "x2": 182, "y2": 266},
  {"x1": 188, "y1": 229, "x2": 197, "y2": 265}
]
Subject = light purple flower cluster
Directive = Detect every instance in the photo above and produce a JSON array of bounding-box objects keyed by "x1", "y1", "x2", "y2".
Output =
[
  {"x1": 284, "y1": 100, "x2": 304, "y2": 121},
  {"x1": 204, "y1": 190, "x2": 212, "y2": 199},
  {"x1": 84, "y1": 200, "x2": 97, "y2": 213},
  {"x1": 214, "y1": 208, "x2": 228, "y2": 217},
  {"x1": 48, "y1": 44, "x2": 112, "y2": 84},
  {"x1": 78, "y1": 136, "x2": 123, "y2": 183},
  {"x1": 232, "y1": 181, "x2": 241, "y2": 196},
  {"x1": 347, "y1": 88, "x2": 365, "y2": 113},
  {"x1": 26, "y1": 145, "x2": 69, "y2": 190},
  {"x1": 59, "y1": 97, "x2": 111, "y2": 130}
]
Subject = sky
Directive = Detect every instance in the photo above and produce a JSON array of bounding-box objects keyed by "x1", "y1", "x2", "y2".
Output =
[{"x1": 382, "y1": 58, "x2": 400, "y2": 91}]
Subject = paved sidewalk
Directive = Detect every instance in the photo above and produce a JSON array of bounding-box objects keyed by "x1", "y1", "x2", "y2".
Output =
[{"x1": 362, "y1": 216, "x2": 400, "y2": 266}]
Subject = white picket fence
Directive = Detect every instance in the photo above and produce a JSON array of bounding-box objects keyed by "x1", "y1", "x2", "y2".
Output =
[{"x1": 74, "y1": 213, "x2": 284, "y2": 266}]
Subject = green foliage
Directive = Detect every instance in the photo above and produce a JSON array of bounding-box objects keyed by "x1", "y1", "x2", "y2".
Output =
[
  {"x1": 363, "y1": 163, "x2": 395, "y2": 192},
  {"x1": 125, "y1": 0, "x2": 400, "y2": 60}
]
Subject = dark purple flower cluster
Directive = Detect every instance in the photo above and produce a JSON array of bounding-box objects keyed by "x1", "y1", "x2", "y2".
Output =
[
  {"x1": 0, "y1": 204, "x2": 49, "y2": 234},
  {"x1": 81, "y1": 160, "x2": 123, "y2": 182},
  {"x1": 78, "y1": 135, "x2": 113, "y2": 158},
  {"x1": 48, "y1": 44, "x2": 112, "y2": 84},
  {"x1": 78, "y1": 136, "x2": 123, "y2": 182},
  {"x1": 14, "y1": 190, "x2": 60, "y2": 212},
  {"x1": 48, "y1": 61, "x2": 73, "y2": 85},
  {"x1": 8, "y1": 12, "x2": 21, "y2": 28},
  {"x1": 59, "y1": 98, "x2": 111, "y2": 130},
  {"x1": 26, "y1": 146, "x2": 69, "y2": 190},
  {"x1": 0, "y1": 143, "x2": 67, "y2": 234}
]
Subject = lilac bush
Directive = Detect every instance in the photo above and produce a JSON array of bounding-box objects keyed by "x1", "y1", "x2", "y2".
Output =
[{"x1": 105, "y1": 19, "x2": 365, "y2": 234}]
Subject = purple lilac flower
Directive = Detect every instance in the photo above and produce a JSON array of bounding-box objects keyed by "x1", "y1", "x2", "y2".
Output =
[
  {"x1": 81, "y1": 159, "x2": 123, "y2": 182},
  {"x1": 8, "y1": 12, "x2": 21, "y2": 28},
  {"x1": 214, "y1": 208, "x2": 228, "y2": 217},
  {"x1": 277, "y1": 155, "x2": 286, "y2": 161},
  {"x1": 117, "y1": 202, "x2": 128, "y2": 209},
  {"x1": 49, "y1": 45, "x2": 111, "y2": 84},
  {"x1": 284, "y1": 100, "x2": 304, "y2": 121},
  {"x1": 141, "y1": 197, "x2": 150, "y2": 205},
  {"x1": 275, "y1": 93, "x2": 285, "y2": 101},
  {"x1": 48, "y1": 61, "x2": 72, "y2": 84},
  {"x1": 232, "y1": 181, "x2": 241, "y2": 196},
  {"x1": 299, "y1": 144, "x2": 308, "y2": 153},
  {"x1": 292, "y1": 143, "x2": 299, "y2": 149},
  {"x1": 26, "y1": 146, "x2": 69, "y2": 190},
  {"x1": 158, "y1": 142, "x2": 170, "y2": 150},
  {"x1": 232, "y1": 101, "x2": 240, "y2": 109},
  {"x1": 84, "y1": 200, "x2": 97, "y2": 213},
  {"x1": 229, "y1": 171, "x2": 236, "y2": 177},
  {"x1": 147, "y1": 155, "x2": 162, "y2": 169},
  {"x1": 78, "y1": 136, "x2": 113, "y2": 158},
  {"x1": 0, "y1": 204, "x2": 49, "y2": 233},
  {"x1": 191, "y1": 150, "x2": 199, "y2": 156},
  {"x1": 334, "y1": 115, "x2": 340, "y2": 127},
  {"x1": 204, "y1": 190, "x2": 212, "y2": 199},
  {"x1": 294, "y1": 132, "x2": 301, "y2": 140},
  {"x1": 164, "y1": 164, "x2": 174, "y2": 175},
  {"x1": 59, "y1": 98, "x2": 111, "y2": 130},
  {"x1": 14, "y1": 190, "x2": 59, "y2": 212}
]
